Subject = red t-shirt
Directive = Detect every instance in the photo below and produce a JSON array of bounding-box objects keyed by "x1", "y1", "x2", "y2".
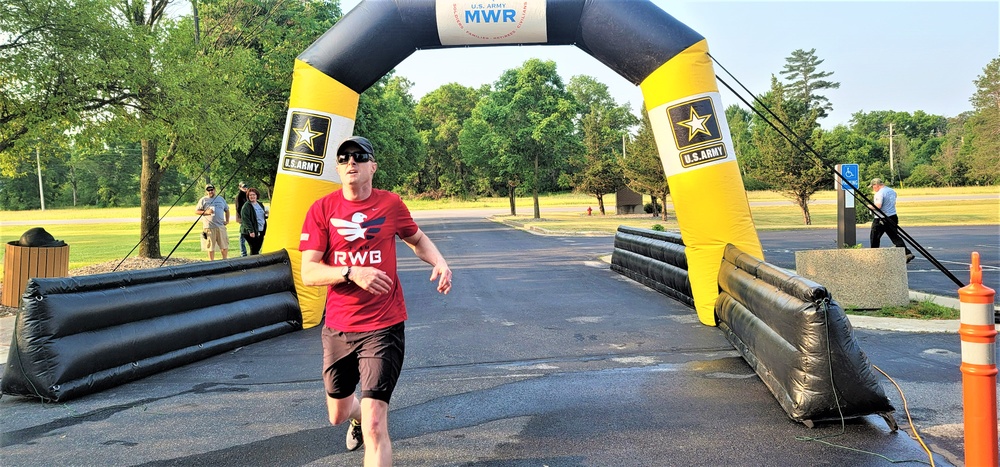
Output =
[{"x1": 299, "y1": 189, "x2": 419, "y2": 332}]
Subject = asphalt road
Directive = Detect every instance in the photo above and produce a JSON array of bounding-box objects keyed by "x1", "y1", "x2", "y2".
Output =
[{"x1": 3, "y1": 215, "x2": 982, "y2": 466}]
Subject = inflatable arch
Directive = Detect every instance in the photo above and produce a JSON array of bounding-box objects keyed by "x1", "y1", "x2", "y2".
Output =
[{"x1": 262, "y1": 0, "x2": 764, "y2": 328}]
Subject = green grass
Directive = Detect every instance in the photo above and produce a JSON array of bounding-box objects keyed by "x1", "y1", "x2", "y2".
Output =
[
  {"x1": 496, "y1": 190, "x2": 998, "y2": 235},
  {"x1": 402, "y1": 191, "x2": 613, "y2": 211},
  {"x1": 0, "y1": 205, "x2": 185, "y2": 221},
  {"x1": 1, "y1": 222, "x2": 236, "y2": 271},
  {"x1": 846, "y1": 300, "x2": 960, "y2": 320},
  {"x1": 1, "y1": 186, "x2": 996, "y2": 276}
]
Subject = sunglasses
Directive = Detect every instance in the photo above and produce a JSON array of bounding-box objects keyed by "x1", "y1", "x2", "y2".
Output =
[
  {"x1": 206, "y1": 188, "x2": 215, "y2": 192},
  {"x1": 337, "y1": 152, "x2": 374, "y2": 164}
]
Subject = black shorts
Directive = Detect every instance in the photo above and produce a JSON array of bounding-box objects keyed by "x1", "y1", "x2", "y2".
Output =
[{"x1": 322, "y1": 322, "x2": 405, "y2": 403}]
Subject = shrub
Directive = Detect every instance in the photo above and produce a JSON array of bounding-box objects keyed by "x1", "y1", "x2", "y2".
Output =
[{"x1": 643, "y1": 200, "x2": 660, "y2": 214}]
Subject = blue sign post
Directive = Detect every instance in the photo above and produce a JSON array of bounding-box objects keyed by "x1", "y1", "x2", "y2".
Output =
[{"x1": 836, "y1": 163, "x2": 858, "y2": 247}]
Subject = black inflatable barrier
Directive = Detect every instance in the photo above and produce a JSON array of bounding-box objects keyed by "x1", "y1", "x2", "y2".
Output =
[
  {"x1": 715, "y1": 244, "x2": 895, "y2": 427},
  {"x1": 610, "y1": 226, "x2": 694, "y2": 308},
  {"x1": 2, "y1": 251, "x2": 302, "y2": 402}
]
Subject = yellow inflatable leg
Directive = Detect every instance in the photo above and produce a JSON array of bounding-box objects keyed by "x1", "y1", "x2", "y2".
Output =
[
  {"x1": 262, "y1": 59, "x2": 360, "y2": 328},
  {"x1": 640, "y1": 40, "x2": 763, "y2": 325}
]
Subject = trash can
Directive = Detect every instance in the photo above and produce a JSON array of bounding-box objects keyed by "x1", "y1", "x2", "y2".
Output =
[{"x1": 2, "y1": 228, "x2": 69, "y2": 308}]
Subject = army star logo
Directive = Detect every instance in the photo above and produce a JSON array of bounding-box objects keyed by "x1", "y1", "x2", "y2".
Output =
[
  {"x1": 678, "y1": 108, "x2": 712, "y2": 141},
  {"x1": 666, "y1": 97, "x2": 722, "y2": 151},
  {"x1": 284, "y1": 111, "x2": 331, "y2": 159},
  {"x1": 293, "y1": 120, "x2": 323, "y2": 152}
]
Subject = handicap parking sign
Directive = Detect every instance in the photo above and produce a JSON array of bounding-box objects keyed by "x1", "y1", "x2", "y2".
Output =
[{"x1": 840, "y1": 163, "x2": 859, "y2": 190}]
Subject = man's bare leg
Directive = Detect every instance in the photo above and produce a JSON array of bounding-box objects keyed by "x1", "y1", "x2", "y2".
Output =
[
  {"x1": 326, "y1": 394, "x2": 361, "y2": 426},
  {"x1": 360, "y1": 397, "x2": 391, "y2": 466}
]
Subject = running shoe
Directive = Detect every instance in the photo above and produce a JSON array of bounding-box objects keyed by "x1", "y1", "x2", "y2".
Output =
[{"x1": 346, "y1": 419, "x2": 363, "y2": 451}]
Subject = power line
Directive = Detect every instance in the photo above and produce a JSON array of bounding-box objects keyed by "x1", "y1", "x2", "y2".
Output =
[{"x1": 710, "y1": 53, "x2": 964, "y2": 288}]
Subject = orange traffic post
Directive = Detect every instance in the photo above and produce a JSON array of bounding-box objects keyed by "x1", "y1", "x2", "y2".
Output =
[{"x1": 957, "y1": 252, "x2": 998, "y2": 467}]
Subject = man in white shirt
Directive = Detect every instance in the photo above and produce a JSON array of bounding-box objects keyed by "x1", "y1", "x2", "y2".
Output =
[{"x1": 869, "y1": 178, "x2": 914, "y2": 263}]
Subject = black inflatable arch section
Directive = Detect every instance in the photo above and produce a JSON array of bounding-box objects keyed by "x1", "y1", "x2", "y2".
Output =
[
  {"x1": 301, "y1": 0, "x2": 703, "y2": 94},
  {"x1": 2, "y1": 252, "x2": 302, "y2": 402}
]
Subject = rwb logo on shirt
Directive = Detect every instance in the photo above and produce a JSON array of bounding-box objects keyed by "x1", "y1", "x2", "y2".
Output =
[{"x1": 330, "y1": 212, "x2": 385, "y2": 241}]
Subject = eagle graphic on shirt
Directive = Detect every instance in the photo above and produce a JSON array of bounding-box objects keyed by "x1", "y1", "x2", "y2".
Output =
[{"x1": 330, "y1": 212, "x2": 385, "y2": 241}]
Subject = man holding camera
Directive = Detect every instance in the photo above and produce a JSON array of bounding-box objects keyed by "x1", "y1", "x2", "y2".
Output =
[{"x1": 195, "y1": 184, "x2": 230, "y2": 260}]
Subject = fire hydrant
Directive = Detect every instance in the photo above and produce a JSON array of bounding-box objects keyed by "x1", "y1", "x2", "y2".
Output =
[{"x1": 587, "y1": 207, "x2": 592, "y2": 216}]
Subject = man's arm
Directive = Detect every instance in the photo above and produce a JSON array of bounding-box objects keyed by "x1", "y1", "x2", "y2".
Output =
[
  {"x1": 301, "y1": 250, "x2": 344, "y2": 287},
  {"x1": 195, "y1": 199, "x2": 207, "y2": 216},
  {"x1": 402, "y1": 228, "x2": 453, "y2": 294},
  {"x1": 301, "y1": 250, "x2": 393, "y2": 295}
]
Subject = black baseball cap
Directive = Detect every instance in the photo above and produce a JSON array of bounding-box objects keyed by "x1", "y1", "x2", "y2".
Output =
[{"x1": 337, "y1": 136, "x2": 375, "y2": 157}]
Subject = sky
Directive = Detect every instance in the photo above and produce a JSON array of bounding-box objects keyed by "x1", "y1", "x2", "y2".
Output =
[{"x1": 330, "y1": 0, "x2": 999, "y2": 129}]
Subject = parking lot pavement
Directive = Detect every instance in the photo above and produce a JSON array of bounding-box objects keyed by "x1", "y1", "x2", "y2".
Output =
[{"x1": 1, "y1": 218, "x2": 984, "y2": 466}]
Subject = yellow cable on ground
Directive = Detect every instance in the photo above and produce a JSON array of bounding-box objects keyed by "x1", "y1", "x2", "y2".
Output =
[{"x1": 874, "y1": 364, "x2": 936, "y2": 467}]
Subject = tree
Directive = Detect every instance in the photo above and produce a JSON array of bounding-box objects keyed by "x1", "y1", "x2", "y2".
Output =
[
  {"x1": 847, "y1": 109, "x2": 950, "y2": 185},
  {"x1": 415, "y1": 83, "x2": 484, "y2": 197},
  {"x1": 354, "y1": 74, "x2": 424, "y2": 192},
  {"x1": 102, "y1": 3, "x2": 257, "y2": 258},
  {"x1": 725, "y1": 104, "x2": 765, "y2": 189},
  {"x1": 565, "y1": 75, "x2": 637, "y2": 214},
  {"x1": 749, "y1": 77, "x2": 830, "y2": 225},
  {"x1": 195, "y1": 0, "x2": 343, "y2": 196},
  {"x1": 0, "y1": 0, "x2": 135, "y2": 171},
  {"x1": 621, "y1": 112, "x2": 670, "y2": 221},
  {"x1": 571, "y1": 149, "x2": 623, "y2": 215},
  {"x1": 779, "y1": 48, "x2": 840, "y2": 119},
  {"x1": 963, "y1": 57, "x2": 1000, "y2": 184},
  {"x1": 460, "y1": 59, "x2": 577, "y2": 218},
  {"x1": 1, "y1": 1, "x2": 259, "y2": 256},
  {"x1": 934, "y1": 114, "x2": 972, "y2": 187}
]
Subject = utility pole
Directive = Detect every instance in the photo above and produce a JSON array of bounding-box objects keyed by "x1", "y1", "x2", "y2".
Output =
[
  {"x1": 36, "y1": 146, "x2": 45, "y2": 210},
  {"x1": 192, "y1": 0, "x2": 201, "y2": 45},
  {"x1": 888, "y1": 122, "x2": 895, "y2": 184}
]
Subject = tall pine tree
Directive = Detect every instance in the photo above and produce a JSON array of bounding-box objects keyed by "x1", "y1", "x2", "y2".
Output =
[
  {"x1": 964, "y1": 57, "x2": 1000, "y2": 184},
  {"x1": 779, "y1": 48, "x2": 840, "y2": 119}
]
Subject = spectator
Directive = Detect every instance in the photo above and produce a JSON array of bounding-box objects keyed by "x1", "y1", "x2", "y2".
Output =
[
  {"x1": 234, "y1": 182, "x2": 249, "y2": 256},
  {"x1": 239, "y1": 187, "x2": 267, "y2": 255},
  {"x1": 195, "y1": 184, "x2": 230, "y2": 260}
]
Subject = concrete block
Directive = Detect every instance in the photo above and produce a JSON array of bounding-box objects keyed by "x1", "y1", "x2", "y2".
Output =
[{"x1": 795, "y1": 248, "x2": 909, "y2": 309}]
